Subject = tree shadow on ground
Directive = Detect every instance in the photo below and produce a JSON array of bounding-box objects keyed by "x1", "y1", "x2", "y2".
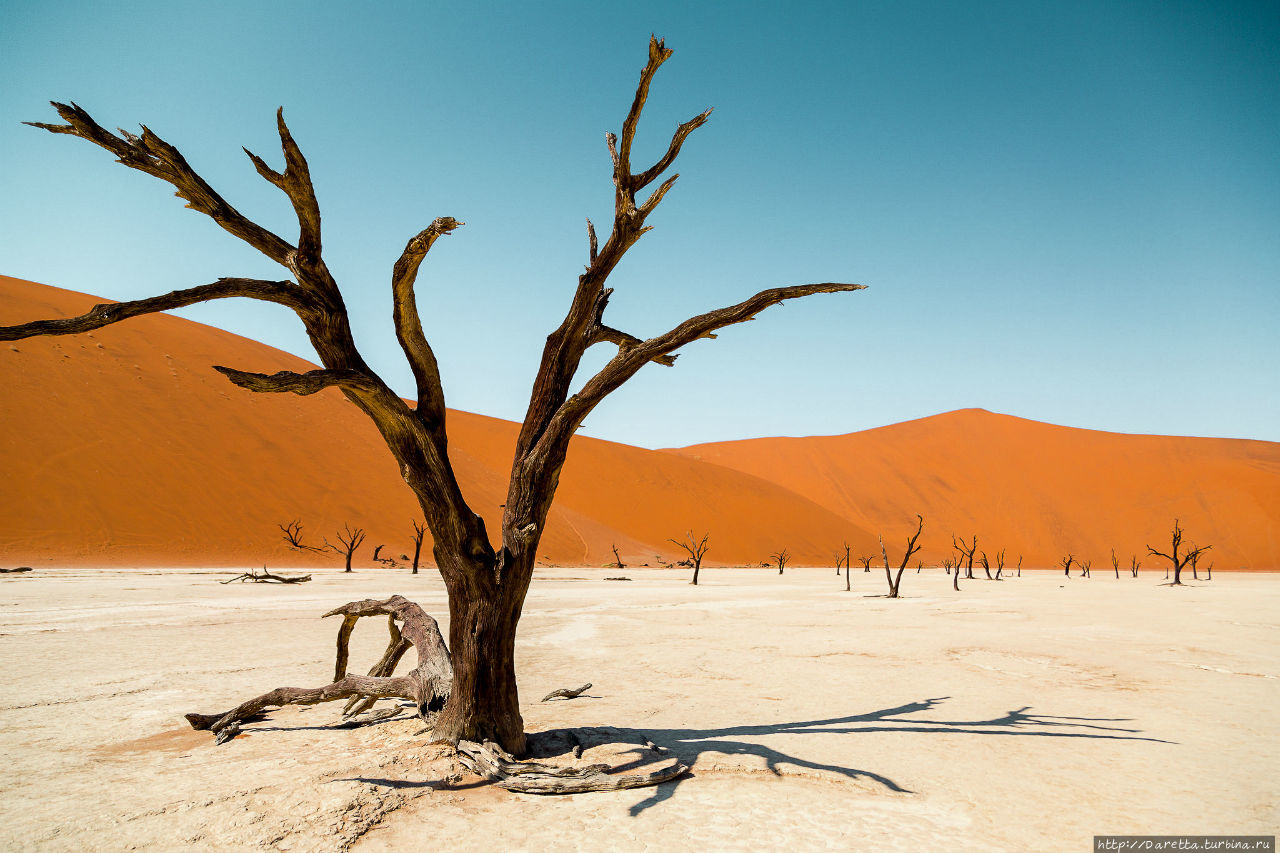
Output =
[{"x1": 518, "y1": 695, "x2": 1172, "y2": 816}]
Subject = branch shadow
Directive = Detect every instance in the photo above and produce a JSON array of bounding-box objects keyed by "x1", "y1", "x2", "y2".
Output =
[{"x1": 521, "y1": 695, "x2": 1172, "y2": 817}]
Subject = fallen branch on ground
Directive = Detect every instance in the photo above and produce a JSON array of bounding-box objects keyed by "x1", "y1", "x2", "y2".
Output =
[
  {"x1": 542, "y1": 683, "x2": 592, "y2": 702},
  {"x1": 456, "y1": 739, "x2": 687, "y2": 794},
  {"x1": 221, "y1": 567, "x2": 312, "y2": 584}
]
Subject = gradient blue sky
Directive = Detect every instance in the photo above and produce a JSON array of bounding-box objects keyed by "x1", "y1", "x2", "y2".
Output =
[{"x1": 3, "y1": 0, "x2": 1277, "y2": 446}]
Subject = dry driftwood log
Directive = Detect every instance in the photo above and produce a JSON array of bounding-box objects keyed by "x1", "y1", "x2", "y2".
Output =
[
  {"x1": 455, "y1": 739, "x2": 687, "y2": 794},
  {"x1": 0, "y1": 567, "x2": 34, "y2": 573},
  {"x1": 220, "y1": 567, "x2": 311, "y2": 584},
  {"x1": 541, "y1": 683, "x2": 592, "y2": 702}
]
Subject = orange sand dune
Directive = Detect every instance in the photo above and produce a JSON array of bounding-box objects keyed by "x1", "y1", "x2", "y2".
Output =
[
  {"x1": 671, "y1": 409, "x2": 1280, "y2": 570},
  {"x1": 0, "y1": 276, "x2": 876, "y2": 569}
]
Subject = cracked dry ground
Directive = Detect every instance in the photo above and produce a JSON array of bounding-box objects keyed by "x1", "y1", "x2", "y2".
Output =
[{"x1": 0, "y1": 568, "x2": 1276, "y2": 851}]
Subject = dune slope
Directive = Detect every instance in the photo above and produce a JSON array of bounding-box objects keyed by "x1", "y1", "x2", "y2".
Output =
[
  {"x1": 0, "y1": 276, "x2": 875, "y2": 568},
  {"x1": 671, "y1": 409, "x2": 1280, "y2": 570}
]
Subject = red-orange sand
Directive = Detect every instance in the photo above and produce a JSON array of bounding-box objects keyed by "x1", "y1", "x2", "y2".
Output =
[{"x1": 2, "y1": 275, "x2": 1277, "y2": 570}]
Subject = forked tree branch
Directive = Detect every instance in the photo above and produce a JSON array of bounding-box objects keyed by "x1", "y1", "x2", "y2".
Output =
[
  {"x1": 0, "y1": 278, "x2": 302, "y2": 341},
  {"x1": 212, "y1": 366, "x2": 380, "y2": 396},
  {"x1": 391, "y1": 216, "x2": 462, "y2": 428}
]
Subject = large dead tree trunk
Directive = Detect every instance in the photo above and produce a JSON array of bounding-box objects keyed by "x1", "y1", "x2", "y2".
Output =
[
  {"x1": 3, "y1": 38, "x2": 862, "y2": 759},
  {"x1": 1148, "y1": 519, "x2": 1210, "y2": 586}
]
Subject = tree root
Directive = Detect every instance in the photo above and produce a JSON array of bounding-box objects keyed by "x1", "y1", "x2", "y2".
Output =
[
  {"x1": 541, "y1": 683, "x2": 592, "y2": 702},
  {"x1": 185, "y1": 595, "x2": 451, "y2": 742},
  {"x1": 455, "y1": 738, "x2": 687, "y2": 794},
  {"x1": 221, "y1": 567, "x2": 311, "y2": 584}
]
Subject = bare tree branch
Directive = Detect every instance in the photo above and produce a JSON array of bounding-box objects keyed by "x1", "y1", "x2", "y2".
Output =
[
  {"x1": 0, "y1": 278, "x2": 301, "y2": 342},
  {"x1": 211, "y1": 366, "x2": 378, "y2": 396}
]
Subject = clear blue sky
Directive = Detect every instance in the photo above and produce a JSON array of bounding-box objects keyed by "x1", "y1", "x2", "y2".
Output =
[{"x1": 3, "y1": 0, "x2": 1277, "y2": 446}]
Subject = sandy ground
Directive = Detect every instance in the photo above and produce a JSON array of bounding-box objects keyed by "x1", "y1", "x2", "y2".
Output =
[{"x1": 0, "y1": 566, "x2": 1275, "y2": 851}]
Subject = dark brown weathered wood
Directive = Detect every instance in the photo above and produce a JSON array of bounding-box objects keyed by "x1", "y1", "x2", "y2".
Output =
[
  {"x1": 185, "y1": 595, "x2": 452, "y2": 739},
  {"x1": 952, "y1": 534, "x2": 977, "y2": 580},
  {"x1": 668, "y1": 531, "x2": 709, "y2": 585},
  {"x1": 0, "y1": 567, "x2": 34, "y2": 574},
  {"x1": 541, "y1": 683, "x2": 592, "y2": 702},
  {"x1": 220, "y1": 567, "x2": 311, "y2": 584},
  {"x1": 325, "y1": 524, "x2": 366, "y2": 572},
  {"x1": 1060, "y1": 554, "x2": 1075, "y2": 577},
  {"x1": 7, "y1": 37, "x2": 863, "y2": 762},
  {"x1": 879, "y1": 514, "x2": 923, "y2": 598},
  {"x1": 1148, "y1": 519, "x2": 1210, "y2": 585},
  {"x1": 456, "y1": 739, "x2": 687, "y2": 795},
  {"x1": 1129, "y1": 554, "x2": 1139, "y2": 578},
  {"x1": 409, "y1": 519, "x2": 426, "y2": 574},
  {"x1": 771, "y1": 548, "x2": 790, "y2": 575}
]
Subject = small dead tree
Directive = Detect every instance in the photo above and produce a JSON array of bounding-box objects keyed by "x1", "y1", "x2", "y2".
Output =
[
  {"x1": 325, "y1": 524, "x2": 366, "y2": 573},
  {"x1": 1130, "y1": 555, "x2": 1140, "y2": 578},
  {"x1": 1188, "y1": 544, "x2": 1203, "y2": 580},
  {"x1": 994, "y1": 549, "x2": 1005, "y2": 580},
  {"x1": 668, "y1": 531, "x2": 710, "y2": 585},
  {"x1": 978, "y1": 550, "x2": 992, "y2": 580},
  {"x1": 878, "y1": 514, "x2": 923, "y2": 598},
  {"x1": 942, "y1": 558, "x2": 954, "y2": 575},
  {"x1": 408, "y1": 519, "x2": 426, "y2": 574},
  {"x1": 835, "y1": 542, "x2": 853, "y2": 591},
  {"x1": 279, "y1": 519, "x2": 321, "y2": 552},
  {"x1": 610, "y1": 543, "x2": 626, "y2": 570},
  {"x1": 1060, "y1": 554, "x2": 1075, "y2": 577},
  {"x1": 1080, "y1": 559, "x2": 1091, "y2": 578},
  {"x1": 1147, "y1": 519, "x2": 1211, "y2": 586},
  {"x1": 1204, "y1": 561, "x2": 1213, "y2": 580},
  {"x1": 858, "y1": 555, "x2": 873, "y2": 573},
  {"x1": 772, "y1": 549, "x2": 791, "y2": 575},
  {"x1": 953, "y1": 534, "x2": 978, "y2": 579},
  {"x1": 1112, "y1": 548, "x2": 1120, "y2": 579},
  {"x1": 1016, "y1": 555, "x2": 1022, "y2": 578}
]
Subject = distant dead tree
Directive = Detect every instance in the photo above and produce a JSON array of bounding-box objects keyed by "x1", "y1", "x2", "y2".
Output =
[
  {"x1": 952, "y1": 554, "x2": 961, "y2": 591},
  {"x1": 878, "y1": 515, "x2": 923, "y2": 598},
  {"x1": 1130, "y1": 555, "x2": 1140, "y2": 578},
  {"x1": 279, "y1": 519, "x2": 321, "y2": 552},
  {"x1": 858, "y1": 555, "x2": 873, "y2": 573},
  {"x1": 609, "y1": 543, "x2": 626, "y2": 570},
  {"x1": 916, "y1": 561, "x2": 923, "y2": 574},
  {"x1": 1188, "y1": 544, "x2": 1204, "y2": 580},
  {"x1": 772, "y1": 549, "x2": 790, "y2": 575},
  {"x1": 1060, "y1": 554, "x2": 1075, "y2": 577},
  {"x1": 1016, "y1": 555, "x2": 1022, "y2": 578},
  {"x1": 953, "y1": 534, "x2": 978, "y2": 579},
  {"x1": 978, "y1": 551, "x2": 992, "y2": 580},
  {"x1": 1080, "y1": 559, "x2": 1091, "y2": 578},
  {"x1": 1111, "y1": 548, "x2": 1120, "y2": 579},
  {"x1": 1147, "y1": 519, "x2": 1211, "y2": 586},
  {"x1": 409, "y1": 519, "x2": 426, "y2": 574},
  {"x1": 942, "y1": 558, "x2": 954, "y2": 575},
  {"x1": 836, "y1": 542, "x2": 852, "y2": 591},
  {"x1": 372, "y1": 544, "x2": 384, "y2": 561},
  {"x1": 668, "y1": 531, "x2": 710, "y2": 585},
  {"x1": 1204, "y1": 561, "x2": 1213, "y2": 580},
  {"x1": 325, "y1": 524, "x2": 366, "y2": 573},
  {"x1": 994, "y1": 549, "x2": 1005, "y2": 580}
]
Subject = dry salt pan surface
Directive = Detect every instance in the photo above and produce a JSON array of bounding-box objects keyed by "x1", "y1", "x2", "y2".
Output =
[{"x1": 0, "y1": 567, "x2": 1275, "y2": 851}]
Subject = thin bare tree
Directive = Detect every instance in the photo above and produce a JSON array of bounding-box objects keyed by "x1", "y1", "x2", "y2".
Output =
[
  {"x1": 835, "y1": 542, "x2": 853, "y2": 591},
  {"x1": 610, "y1": 543, "x2": 625, "y2": 570},
  {"x1": 668, "y1": 531, "x2": 710, "y2": 585},
  {"x1": 942, "y1": 558, "x2": 954, "y2": 575},
  {"x1": 994, "y1": 549, "x2": 1005, "y2": 580},
  {"x1": 1060, "y1": 554, "x2": 1075, "y2": 577},
  {"x1": 978, "y1": 550, "x2": 992, "y2": 580},
  {"x1": 1130, "y1": 555, "x2": 1140, "y2": 578},
  {"x1": 878, "y1": 515, "x2": 924, "y2": 598},
  {"x1": 1016, "y1": 555, "x2": 1022, "y2": 578},
  {"x1": 859, "y1": 555, "x2": 874, "y2": 573},
  {"x1": 953, "y1": 534, "x2": 978, "y2": 579},
  {"x1": 1079, "y1": 558, "x2": 1091, "y2": 578},
  {"x1": 1112, "y1": 548, "x2": 1120, "y2": 579},
  {"x1": 2, "y1": 38, "x2": 861, "y2": 759},
  {"x1": 772, "y1": 549, "x2": 791, "y2": 575},
  {"x1": 325, "y1": 525, "x2": 366, "y2": 573},
  {"x1": 1147, "y1": 519, "x2": 1211, "y2": 586},
  {"x1": 279, "y1": 519, "x2": 321, "y2": 552},
  {"x1": 1204, "y1": 561, "x2": 1213, "y2": 581},
  {"x1": 410, "y1": 519, "x2": 426, "y2": 574}
]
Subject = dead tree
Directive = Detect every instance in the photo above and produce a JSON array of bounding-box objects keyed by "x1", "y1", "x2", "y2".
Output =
[
  {"x1": 1060, "y1": 554, "x2": 1075, "y2": 577},
  {"x1": 279, "y1": 519, "x2": 321, "y2": 552},
  {"x1": 1130, "y1": 555, "x2": 1140, "y2": 578},
  {"x1": 843, "y1": 542, "x2": 852, "y2": 591},
  {"x1": 978, "y1": 550, "x2": 992, "y2": 580},
  {"x1": 952, "y1": 555, "x2": 961, "y2": 591},
  {"x1": 953, "y1": 534, "x2": 977, "y2": 579},
  {"x1": 772, "y1": 549, "x2": 791, "y2": 575},
  {"x1": 1204, "y1": 561, "x2": 1213, "y2": 580},
  {"x1": 372, "y1": 544, "x2": 384, "y2": 562},
  {"x1": 222, "y1": 566, "x2": 312, "y2": 584},
  {"x1": 325, "y1": 524, "x2": 366, "y2": 573},
  {"x1": 410, "y1": 519, "x2": 426, "y2": 574},
  {"x1": 942, "y1": 558, "x2": 954, "y2": 575},
  {"x1": 1188, "y1": 544, "x2": 1203, "y2": 580},
  {"x1": 878, "y1": 514, "x2": 923, "y2": 598},
  {"x1": 994, "y1": 549, "x2": 1005, "y2": 580},
  {"x1": 1079, "y1": 559, "x2": 1091, "y2": 578},
  {"x1": 1016, "y1": 555, "x2": 1022, "y2": 578},
  {"x1": 858, "y1": 555, "x2": 874, "y2": 573},
  {"x1": 609, "y1": 543, "x2": 625, "y2": 570},
  {"x1": 1112, "y1": 548, "x2": 1120, "y2": 579},
  {"x1": 3, "y1": 38, "x2": 861, "y2": 757},
  {"x1": 668, "y1": 531, "x2": 709, "y2": 585},
  {"x1": 1147, "y1": 519, "x2": 1211, "y2": 586}
]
